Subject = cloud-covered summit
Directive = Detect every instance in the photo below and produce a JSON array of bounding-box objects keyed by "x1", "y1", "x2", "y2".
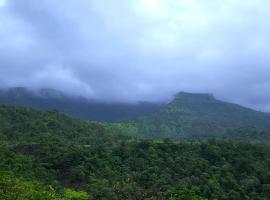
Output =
[{"x1": 1, "y1": 0, "x2": 270, "y2": 110}]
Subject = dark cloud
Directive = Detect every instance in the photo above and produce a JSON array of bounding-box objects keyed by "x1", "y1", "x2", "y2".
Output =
[{"x1": 1, "y1": 0, "x2": 270, "y2": 110}]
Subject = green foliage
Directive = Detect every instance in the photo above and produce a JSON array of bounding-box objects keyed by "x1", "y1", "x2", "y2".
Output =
[
  {"x1": 223, "y1": 126, "x2": 270, "y2": 142},
  {"x1": 1, "y1": 106, "x2": 270, "y2": 199},
  {"x1": 0, "y1": 172, "x2": 62, "y2": 200},
  {"x1": 64, "y1": 189, "x2": 90, "y2": 200},
  {"x1": 0, "y1": 105, "x2": 127, "y2": 145},
  {"x1": 0, "y1": 172, "x2": 91, "y2": 200},
  {"x1": 169, "y1": 187, "x2": 207, "y2": 200}
]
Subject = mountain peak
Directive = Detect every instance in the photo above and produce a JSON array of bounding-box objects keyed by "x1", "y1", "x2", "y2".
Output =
[{"x1": 174, "y1": 92, "x2": 216, "y2": 102}]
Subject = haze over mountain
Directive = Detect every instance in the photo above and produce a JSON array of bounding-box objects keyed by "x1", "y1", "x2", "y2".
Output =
[
  {"x1": 0, "y1": 87, "x2": 164, "y2": 122},
  {"x1": 1, "y1": 0, "x2": 270, "y2": 111}
]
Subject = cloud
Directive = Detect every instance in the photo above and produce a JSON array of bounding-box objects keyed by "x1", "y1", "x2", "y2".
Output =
[
  {"x1": 0, "y1": 0, "x2": 6, "y2": 7},
  {"x1": 1, "y1": 0, "x2": 270, "y2": 109}
]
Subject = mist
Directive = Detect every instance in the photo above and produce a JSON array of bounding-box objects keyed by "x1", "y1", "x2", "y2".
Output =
[{"x1": 1, "y1": 0, "x2": 270, "y2": 110}]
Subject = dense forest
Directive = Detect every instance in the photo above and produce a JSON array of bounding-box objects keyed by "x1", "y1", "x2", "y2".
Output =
[{"x1": 1, "y1": 106, "x2": 270, "y2": 199}]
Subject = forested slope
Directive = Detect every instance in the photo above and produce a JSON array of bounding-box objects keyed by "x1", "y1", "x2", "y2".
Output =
[
  {"x1": 129, "y1": 92, "x2": 270, "y2": 139},
  {"x1": 2, "y1": 88, "x2": 270, "y2": 140},
  {"x1": 1, "y1": 106, "x2": 270, "y2": 199}
]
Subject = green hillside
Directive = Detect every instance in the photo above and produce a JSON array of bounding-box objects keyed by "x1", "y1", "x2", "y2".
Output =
[
  {"x1": 2, "y1": 88, "x2": 270, "y2": 140},
  {"x1": 0, "y1": 105, "x2": 128, "y2": 145},
  {"x1": 128, "y1": 92, "x2": 270, "y2": 139},
  {"x1": 1, "y1": 106, "x2": 270, "y2": 199}
]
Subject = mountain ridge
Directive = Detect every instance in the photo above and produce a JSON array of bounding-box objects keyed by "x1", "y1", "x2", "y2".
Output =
[
  {"x1": 0, "y1": 87, "x2": 164, "y2": 122},
  {"x1": 128, "y1": 91, "x2": 270, "y2": 139},
  {"x1": 1, "y1": 87, "x2": 270, "y2": 139}
]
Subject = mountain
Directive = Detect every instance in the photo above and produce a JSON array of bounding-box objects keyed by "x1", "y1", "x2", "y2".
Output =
[
  {"x1": 1, "y1": 87, "x2": 270, "y2": 140},
  {"x1": 1, "y1": 105, "x2": 270, "y2": 199},
  {"x1": 0, "y1": 87, "x2": 164, "y2": 122},
  {"x1": 128, "y1": 92, "x2": 270, "y2": 139}
]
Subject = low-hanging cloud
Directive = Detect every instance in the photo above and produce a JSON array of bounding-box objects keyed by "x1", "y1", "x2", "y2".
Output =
[{"x1": 1, "y1": 0, "x2": 270, "y2": 110}]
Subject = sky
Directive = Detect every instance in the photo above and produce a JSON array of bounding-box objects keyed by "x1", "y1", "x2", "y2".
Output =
[{"x1": 0, "y1": 0, "x2": 270, "y2": 111}]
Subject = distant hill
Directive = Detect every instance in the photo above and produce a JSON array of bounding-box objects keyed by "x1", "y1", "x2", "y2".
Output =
[
  {"x1": 1, "y1": 87, "x2": 270, "y2": 140},
  {"x1": 128, "y1": 92, "x2": 270, "y2": 139},
  {"x1": 0, "y1": 87, "x2": 164, "y2": 122}
]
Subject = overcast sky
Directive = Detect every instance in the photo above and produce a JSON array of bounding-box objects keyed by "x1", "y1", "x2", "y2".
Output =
[{"x1": 1, "y1": 0, "x2": 270, "y2": 110}]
